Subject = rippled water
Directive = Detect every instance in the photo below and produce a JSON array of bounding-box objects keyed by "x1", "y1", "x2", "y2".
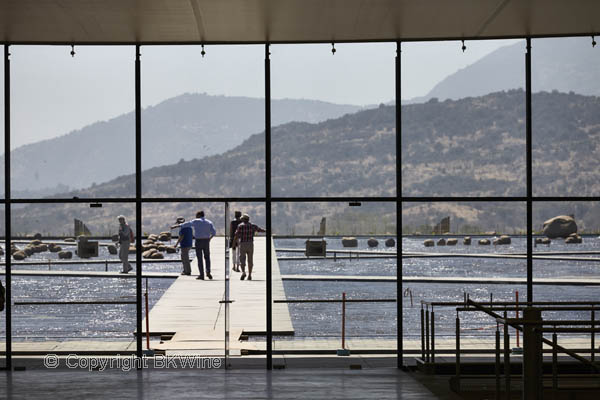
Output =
[{"x1": 0, "y1": 236, "x2": 598, "y2": 341}]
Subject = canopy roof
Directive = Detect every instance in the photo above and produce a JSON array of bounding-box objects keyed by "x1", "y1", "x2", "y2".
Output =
[{"x1": 1, "y1": 0, "x2": 599, "y2": 44}]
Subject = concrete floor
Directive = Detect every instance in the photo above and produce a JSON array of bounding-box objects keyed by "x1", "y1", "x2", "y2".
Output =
[{"x1": 0, "y1": 367, "x2": 463, "y2": 399}]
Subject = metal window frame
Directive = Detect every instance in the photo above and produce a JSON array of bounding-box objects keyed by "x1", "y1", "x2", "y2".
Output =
[{"x1": 3, "y1": 37, "x2": 599, "y2": 371}]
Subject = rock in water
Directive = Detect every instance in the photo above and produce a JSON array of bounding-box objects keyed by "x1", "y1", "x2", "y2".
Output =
[
  {"x1": 58, "y1": 251, "x2": 73, "y2": 259},
  {"x1": 13, "y1": 251, "x2": 26, "y2": 260},
  {"x1": 493, "y1": 235, "x2": 511, "y2": 245},
  {"x1": 385, "y1": 238, "x2": 395, "y2": 247},
  {"x1": 107, "y1": 244, "x2": 118, "y2": 255},
  {"x1": 367, "y1": 238, "x2": 379, "y2": 247},
  {"x1": 463, "y1": 237, "x2": 471, "y2": 245},
  {"x1": 542, "y1": 215, "x2": 577, "y2": 239},
  {"x1": 437, "y1": 238, "x2": 446, "y2": 246},
  {"x1": 341, "y1": 237, "x2": 358, "y2": 247},
  {"x1": 565, "y1": 233, "x2": 582, "y2": 244},
  {"x1": 479, "y1": 239, "x2": 491, "y2": 245},
  {"x1": 423, "y1": 239, "x2": 435, "y2": 247},
  {"x1": 446, "y1": 238, "x2": 458, "y2": 246}
]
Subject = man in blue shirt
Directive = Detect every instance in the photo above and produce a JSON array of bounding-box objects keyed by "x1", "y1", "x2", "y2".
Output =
[
  {"x1": 173, "y1": 217, "x2": 193, "y2": 275},
  {"x1": 175, "y1": 211, "x2": 216, "y2": 280}
]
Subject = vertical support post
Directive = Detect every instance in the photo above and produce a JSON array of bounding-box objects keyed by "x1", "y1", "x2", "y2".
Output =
[
  {"x1": 265, "y1": 43, "x2": 273, "y2": 370},
  {"x1": 144, "y1": 278, "x2": 150, "y2": 350},
  {"x1": 395, "y1": 40, "x2": 403, "y2": 369},
  {"x1": 516, "y1": 290, "x2": 520, "y2": 348},
  {"x1": 425, "y1": 306, "x2": 430, "y2": 362},
  {"x1": 552, "y1": 330, "x2": 558, "y2": 397},
  {"x1": 523, "y1": 307, "x2": 543, "y2": 400},
  {"x1": 525, "y1": 37, "x2": 533, "y2": 304},
  {"x1": 455, "y1": 312, "x2": 460, "y2": 392},
  {"x1": 504, "y1": 320, "x2": 511, "y2": 400},
  {"x1": 591, "y1": 308, "x2": 595, "y2": 363},
  {"x1": 420, "y1": 306, "x2": 425, "y2": 360},
  {"x1": 341, "y1": 292, "x2": 346, "y2": 349},
  {"x1": 430, "y1": 308, "x2": 435, "y2": 365},
  {"x1": 135, "y1": 44, "x2": 143, "y2": 361},
  {"x1": 4, "y1": 44, "x2": 12, "y2": 370},
  {"x1": 495, "y1": 325, "x2": 501, "y2": 399}
]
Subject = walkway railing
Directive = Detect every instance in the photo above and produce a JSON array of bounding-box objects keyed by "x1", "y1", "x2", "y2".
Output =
[{"x1": 420, "y1": 296, "x2": 600, "y2": 397}]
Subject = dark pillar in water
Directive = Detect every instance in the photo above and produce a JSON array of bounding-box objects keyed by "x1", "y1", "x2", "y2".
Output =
[
  {"x1": 525, "y1": 38, "x2": 533, "y2": 303},
  {"x1": 135, "y1": 44, "x2": 143, "y2": 361},
  {"x1": 265, "y1": 43, "x2": 273, "y2": 370}
]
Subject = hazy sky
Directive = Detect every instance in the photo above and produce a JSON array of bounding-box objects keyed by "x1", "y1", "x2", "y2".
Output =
[{"x1": 1, "y1": 39, "x2": 518, "y2": 149}]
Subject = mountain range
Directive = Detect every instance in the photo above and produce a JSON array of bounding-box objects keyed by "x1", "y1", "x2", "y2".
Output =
[
  {"x1": 4, "y1": 90, "x2": 600, "y2": 236},
  {"x1": 1, "y1": 94, "x2": 361, "y2": 196}
]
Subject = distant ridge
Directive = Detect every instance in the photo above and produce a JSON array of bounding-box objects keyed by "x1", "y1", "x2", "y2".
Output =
[{"x1": 0, "y1": 93, "x2": 361, "y2": 196}]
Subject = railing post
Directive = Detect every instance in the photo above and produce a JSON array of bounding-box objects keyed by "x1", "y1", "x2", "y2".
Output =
[
  {"x1": 495, "y1": 324, "x2": 501, "y2": 400},
  {"x1": 430, "y1": 307, "x2": 435, "y2": 365},
  {"x1": 420, "y1": 305, "x2": 425, "y2": 360},
  {"x1": 552, "y1": 329, "x2": 558, "y2": 399},
  {"x1": 592, "y1": 307, "x2": 596, "y2": 364},
  {"x1": 504, "y1": 317, "x2": 510, "y2": 400},
  {"x1": 455, "y1": 311, "x2": 461, "y2": 392},
  {"x1": 523, "y1": 307, "x2": 543, "y2": 400},
  {"x1": 425, "y1": 306, "x2": 430, "y2": 362}
]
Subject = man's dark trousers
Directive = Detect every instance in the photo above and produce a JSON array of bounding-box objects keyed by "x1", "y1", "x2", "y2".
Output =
[{"x1": 195, "y1": 238, "x2": 211, "y2": 278}]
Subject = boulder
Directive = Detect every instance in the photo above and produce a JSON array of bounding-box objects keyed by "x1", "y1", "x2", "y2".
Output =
[
  {"x1": 157, "y1": 244, "x2": 166, "y2": 252},
  {"x1": 446, "y1": 238, "x2": 458, "y2": 246},
  {"x1": 341, "y1": 237, "x2": 358, "y2": 247},
  {"x1": 479, "y1": 239, "x2": 491, "y2": 245},
  {"x1": 367, "y1": 238, "x2": 379, "y2": 247},
  {"x1": 128, "y1": 246, "x2": 137, "y2": 254},
  {"x1": 13, "y1": 251, "x2": 26, "y2": 260},
  {"x1": 423, "y1": 239, "x2": 435, "y2": 247},
  {"x1": 150, "y1": 252, "x2": 164, "y2": 259},
  {"x1": 542, "y1": 215, "x2": 577, "y2": 239},
  {"x1": 48, "y1": 244, "x2": 62, "y2": 253},
  {"x1": 38, "y1": 244, "x2": 48, "y2": 252},
  {"x1": 437, "y1": 238, "x2": 446, "y2": 246},
  {"x1": 165, "y1": 246, "x2": 177, "y2": 254},
  {"x1": 107, "y1": 244, "x2": 118, "y2": 255},
  {"x1": 23, "y1": 246, "x2": 35, "y2": 256},
  {"x1": 541, "y1": 238, "x2": 551, "y2": 245},
  {"x1": 385, "y1": 238, "x2": 395, "y2": 247},
  {"x1": 463, "y1": 237, "x2": 471, "y2": 245},
  {"x1": 33, "y1": 233, "x2": 42, "y2": 240},
  {"x1": 143, "y1": 240, "x2": 156, "y2": 246},
  {"x1": 148, "y1": 234, "x2": 159, "y2": 242},
  {"x1": 143, "y1": 249, "x2": 158, "y2": 259},
  {"x1": 58, "y1": 251, "x2": 73, "y2": 259},
  {"x1": 158, "y1": 232, "x2": 171, "y2": 242},
  {"x1": 31, "y1": 239, "x2": 42, "y2": 246},
  {"x1": 565, "y1": 233, "x2": 582, "y2": 244},
  {"x1": 493, "y1": 235, "x2": 511, "y2": 245},
  {"x1": 64, "y1": 238, "x2": 76, "y2": 243},
  {"x1": 535, "y1": 238, "x2": 543, "y2": 244}
]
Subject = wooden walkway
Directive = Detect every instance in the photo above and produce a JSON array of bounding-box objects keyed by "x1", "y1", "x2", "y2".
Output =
[{"x1": 143, "y1": 237, "x2": 294, "y2": 352}]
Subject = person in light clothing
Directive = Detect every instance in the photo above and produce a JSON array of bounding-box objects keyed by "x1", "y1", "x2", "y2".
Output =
[
  {"x1": 234, "y1": 214, "x2": 265, "y2": 281},
  {"x1": 174, "y1": 211, "x2": 216, "y2": 280}
]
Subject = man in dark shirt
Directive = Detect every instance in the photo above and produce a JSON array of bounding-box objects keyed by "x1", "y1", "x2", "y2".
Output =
[
  {"x1": 229, "y1": 211, "x2": 243, "y2": 272},
  {"x1": 234, "y1": 213, "x2": 265, "y2": 281},
  {"x1": 173, "y1": 217, "x2": 193, "y2": 275}
]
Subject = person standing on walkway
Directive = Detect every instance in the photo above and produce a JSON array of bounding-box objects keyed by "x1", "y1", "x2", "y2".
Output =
[
  {"x1": 172, "y1": 217, "x2": 193, "y2": 275},
  {"x1": 117, "y1": 215, "x2": 134, "y2": 274},
  {"x1": 234, "y1": 213, "x2": 265, "y2": 281},
  {"x1": 177, "y1": 211, "x2": 216, "y2": 280},
  {"x1": 229, "y1": 211, "x2": 243, "y2": 273}
]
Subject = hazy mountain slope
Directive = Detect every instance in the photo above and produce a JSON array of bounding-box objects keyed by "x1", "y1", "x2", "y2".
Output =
[
  {"x1": 1, "y1": 93, "x2": 361, "y2": 195},
  {"x1": 422, "y1": 37, "x2": 600, "y2": 101},
  {"x1": 6, "y1": 90, "x2": 600, "y2": 235}
]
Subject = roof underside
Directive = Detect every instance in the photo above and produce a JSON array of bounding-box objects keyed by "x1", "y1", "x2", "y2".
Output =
[{"x1": 1, "y1": 0, "x2": 600, "y2": 44}]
